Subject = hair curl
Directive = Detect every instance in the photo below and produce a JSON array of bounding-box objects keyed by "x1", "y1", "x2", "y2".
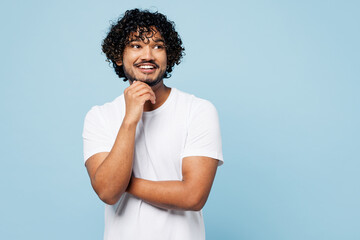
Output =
[{"x1": 102, "y1": 8, "x2": 185, "y2": 81}]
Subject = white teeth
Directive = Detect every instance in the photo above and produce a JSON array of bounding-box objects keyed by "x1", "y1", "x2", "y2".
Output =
[{"x1": 139, "y1": 65, "x2": 154, "y2": 69}]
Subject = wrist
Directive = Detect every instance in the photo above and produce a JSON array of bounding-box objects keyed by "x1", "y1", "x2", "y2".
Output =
[
  {"x1": 122, "y1": 116, "x2": 139, "y2": 128},
  {"x1": 126, "y1": 176, "x2": 137, "y2": 194}
]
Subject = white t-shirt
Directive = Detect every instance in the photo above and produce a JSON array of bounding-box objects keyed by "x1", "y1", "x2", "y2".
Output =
[{"x1": 83, "y1": 88, "x2": 223, "y2": 240}]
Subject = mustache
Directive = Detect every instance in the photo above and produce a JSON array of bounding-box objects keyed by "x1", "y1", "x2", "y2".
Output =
[{"x1": 133, "y1": 60, "x2": 159, "y2": 68}]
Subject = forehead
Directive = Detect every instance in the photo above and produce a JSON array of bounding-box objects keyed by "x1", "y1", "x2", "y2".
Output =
[{"x1": 128, "y1": 27, "x2": 164, "y2": 43}]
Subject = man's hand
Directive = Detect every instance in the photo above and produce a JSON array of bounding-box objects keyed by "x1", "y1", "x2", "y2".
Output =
[{"x1": 123, "y1": 81, "x2": 156, "y2": 124}]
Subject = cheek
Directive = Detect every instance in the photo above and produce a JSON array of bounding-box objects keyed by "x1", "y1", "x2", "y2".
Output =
[
  {"x1": 160, "y1": 54, "x2": 167, "y2": 67},
  {"x1": 122, "y1": 50, "x2": 138, "y2": 63}
]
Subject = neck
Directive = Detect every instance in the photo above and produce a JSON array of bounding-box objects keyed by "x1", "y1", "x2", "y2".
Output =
[{"x1": 143, "y1": 80, "x2": 171, "y2": 112}]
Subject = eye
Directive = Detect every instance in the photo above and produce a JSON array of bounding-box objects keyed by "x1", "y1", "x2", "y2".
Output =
[
  {"x1": 154, "y1": 44, "x2": 165, "y2": 50},
  {"x1": 130, "y1": 44, "x2": 141, "y2": 49}
]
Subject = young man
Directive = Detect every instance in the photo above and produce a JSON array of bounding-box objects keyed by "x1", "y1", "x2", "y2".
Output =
[{"x1": 82, "y1": 9, "x2": 223, "y2": 240}]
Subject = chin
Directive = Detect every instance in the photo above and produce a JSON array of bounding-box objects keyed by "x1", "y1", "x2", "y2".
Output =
[{"x1": 144, "y1": 78, "x2": 163, "y2": 87}]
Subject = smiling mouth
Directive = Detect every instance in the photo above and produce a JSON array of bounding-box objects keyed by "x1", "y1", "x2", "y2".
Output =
[
  {"x1": 135, "y1": 64, "x2": 158, "y2": 75},
  {"x1": 134, "y1": 61, "x2": 159, "y2": 70},
  {"x1": 138, "y1": 65, "x2": 156, "y2": 69}
]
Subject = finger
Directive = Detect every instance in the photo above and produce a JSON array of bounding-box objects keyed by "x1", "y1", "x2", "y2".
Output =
[
  {"x1": 124, "y1": 81, "x2": 138, "y2": 94},
  {"x1": 126, "y1": 82, "x2": 149, "y2": 96},
  {"x1": 138, "y1": 83, "x2": 155, "y2": 100},
  {"x1": 139, "y1": 93, "x2": 155, "y2": 104},
  {"x1": 135, "y1": 88, "x2": 156, "y2": 104},
  {"x1": 128, "y1": 81, "x2": 149, "y2": 91},
  {"x1": 126, "y1": 83, "x2": 156, "y2": 103},
  {"x1": 134, "y1": 88, "x2": 153, "y2": 98},
  {"x1": 125, "y1": 81, "x2": 156, "y2": 104},
  {"x1": 132, "y1": 84, "x2": 155, "y2": 100}
]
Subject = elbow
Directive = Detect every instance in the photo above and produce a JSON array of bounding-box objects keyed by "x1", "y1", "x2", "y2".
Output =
[
  {"x1": 99, "y1": 195, "x2": 118, "y2": 205},
  {"x1": 188, "y1": 203, "x2": 204, "y2": 211},
  {"x1": 98, "y1": 191, "x2": 123, "y2": 205},
  {"x1": 185, "y1": 194, "x2": 207, "y2": 211},
  {"x1": 94, "y1": 184, "x2": 125, "y2": 205},
  {"x1": 91, "y1": 179, "x2": 127, "y2": 205}
]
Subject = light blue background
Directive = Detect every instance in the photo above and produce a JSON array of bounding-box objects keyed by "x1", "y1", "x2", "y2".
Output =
[{"x1": 1, "y1": 0, "x2": 359, "y2": 239}]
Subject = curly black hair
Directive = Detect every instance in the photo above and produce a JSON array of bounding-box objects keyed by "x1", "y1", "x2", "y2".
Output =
[{"x1": 102, "y1": 8, "x2": 185, "y2": 81}]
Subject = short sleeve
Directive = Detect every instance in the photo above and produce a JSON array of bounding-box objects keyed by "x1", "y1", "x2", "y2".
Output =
[
  {"x1": 181, "y1": 99, "x2": 224, "y2": 166},
  {"x1": 82, "y1": 106, "x2": 113, "y2": 163}
]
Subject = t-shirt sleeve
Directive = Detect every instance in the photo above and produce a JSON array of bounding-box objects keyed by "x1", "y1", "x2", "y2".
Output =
[
  {"x1": 82, "y1": 106, "x2": 113, "y2": 164},
  {"x1": 181, "y1": 99, "x2": 224, "y2": 166}
]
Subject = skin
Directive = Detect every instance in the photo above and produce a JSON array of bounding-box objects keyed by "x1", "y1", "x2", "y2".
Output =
[{"x1": 85, "y1": 28, "x2": 219, "y2": 210}]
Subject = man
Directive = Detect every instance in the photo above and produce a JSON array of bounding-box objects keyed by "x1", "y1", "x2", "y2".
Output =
[{"x1": 82, "y1": 8, "x2": 223, "y2": 240}]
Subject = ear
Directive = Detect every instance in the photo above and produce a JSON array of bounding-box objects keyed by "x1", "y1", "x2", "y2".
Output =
[{"x1": 115, "y1": 60, "x2": 122, "y2": 66}]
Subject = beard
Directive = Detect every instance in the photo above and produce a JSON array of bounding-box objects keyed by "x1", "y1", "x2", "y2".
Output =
[{"x1": 123, "y1": 64, "x2": 166, "y2": 87}]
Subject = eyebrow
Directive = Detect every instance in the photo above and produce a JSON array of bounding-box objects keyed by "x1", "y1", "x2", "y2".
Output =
[
  {"x1": 128, "y1": 38, "x2": 165, "y2": 44},
  {"x1": 128, "y1": 39, "x2": 141, "y2": 43},
  {"x1": 153, "y1": 38, "x2": 165, "y2": 43}
]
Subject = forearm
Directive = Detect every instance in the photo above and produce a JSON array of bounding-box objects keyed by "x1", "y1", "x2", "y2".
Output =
[
  {"x1": 86, "y1": 81, "x2": 157, "y2": 205},
  {"x1": 127, "y1": 157, "x2": 219, "y2": 211},
  {"x1": 91, "y1": 120, "x2": 137, "y2": 204},
  {"x1": 127, "y1": 178, "x2": 205, "y2": 211}
]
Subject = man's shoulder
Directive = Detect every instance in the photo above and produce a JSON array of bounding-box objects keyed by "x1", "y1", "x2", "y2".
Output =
[
  {"x1": 174, "y1": 88, "x2": 215, "y2": 109},
  {"x1": 85, "y1": 94, "x2": 125, "y2": 120},
  {"x1": 176, "y1": 89, "x2": 216, "y2": 113}
]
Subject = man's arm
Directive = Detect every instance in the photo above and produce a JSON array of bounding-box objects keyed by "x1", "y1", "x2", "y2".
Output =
[
  {"x1": 85, "y1": 121, "x2": 136, "y2": 205},
  {"x1": 126, "y1": 156, "x2": 219, "y2": 211},
  {"x1": 85, "y1": 81, "x2": 156, "y2": 205}
]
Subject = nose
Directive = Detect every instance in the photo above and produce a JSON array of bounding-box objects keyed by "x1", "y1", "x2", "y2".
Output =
[{"x1": 140, "y1": 45, "x2": 154, "y2": 61}]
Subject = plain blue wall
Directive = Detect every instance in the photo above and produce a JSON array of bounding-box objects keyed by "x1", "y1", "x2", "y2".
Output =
[{"x1": 1, "y1": 0, "x2": 359, "y2": 239}]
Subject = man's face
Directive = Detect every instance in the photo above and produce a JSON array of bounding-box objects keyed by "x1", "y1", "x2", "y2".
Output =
[{"x1": 117, "y1": 28, "x2": 167, "y2": 86}]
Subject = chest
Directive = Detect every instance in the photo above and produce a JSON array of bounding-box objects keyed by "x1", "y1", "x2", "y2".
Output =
[{"x1": 132, "y1": 111, "x2": 188, "y2": 180}]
